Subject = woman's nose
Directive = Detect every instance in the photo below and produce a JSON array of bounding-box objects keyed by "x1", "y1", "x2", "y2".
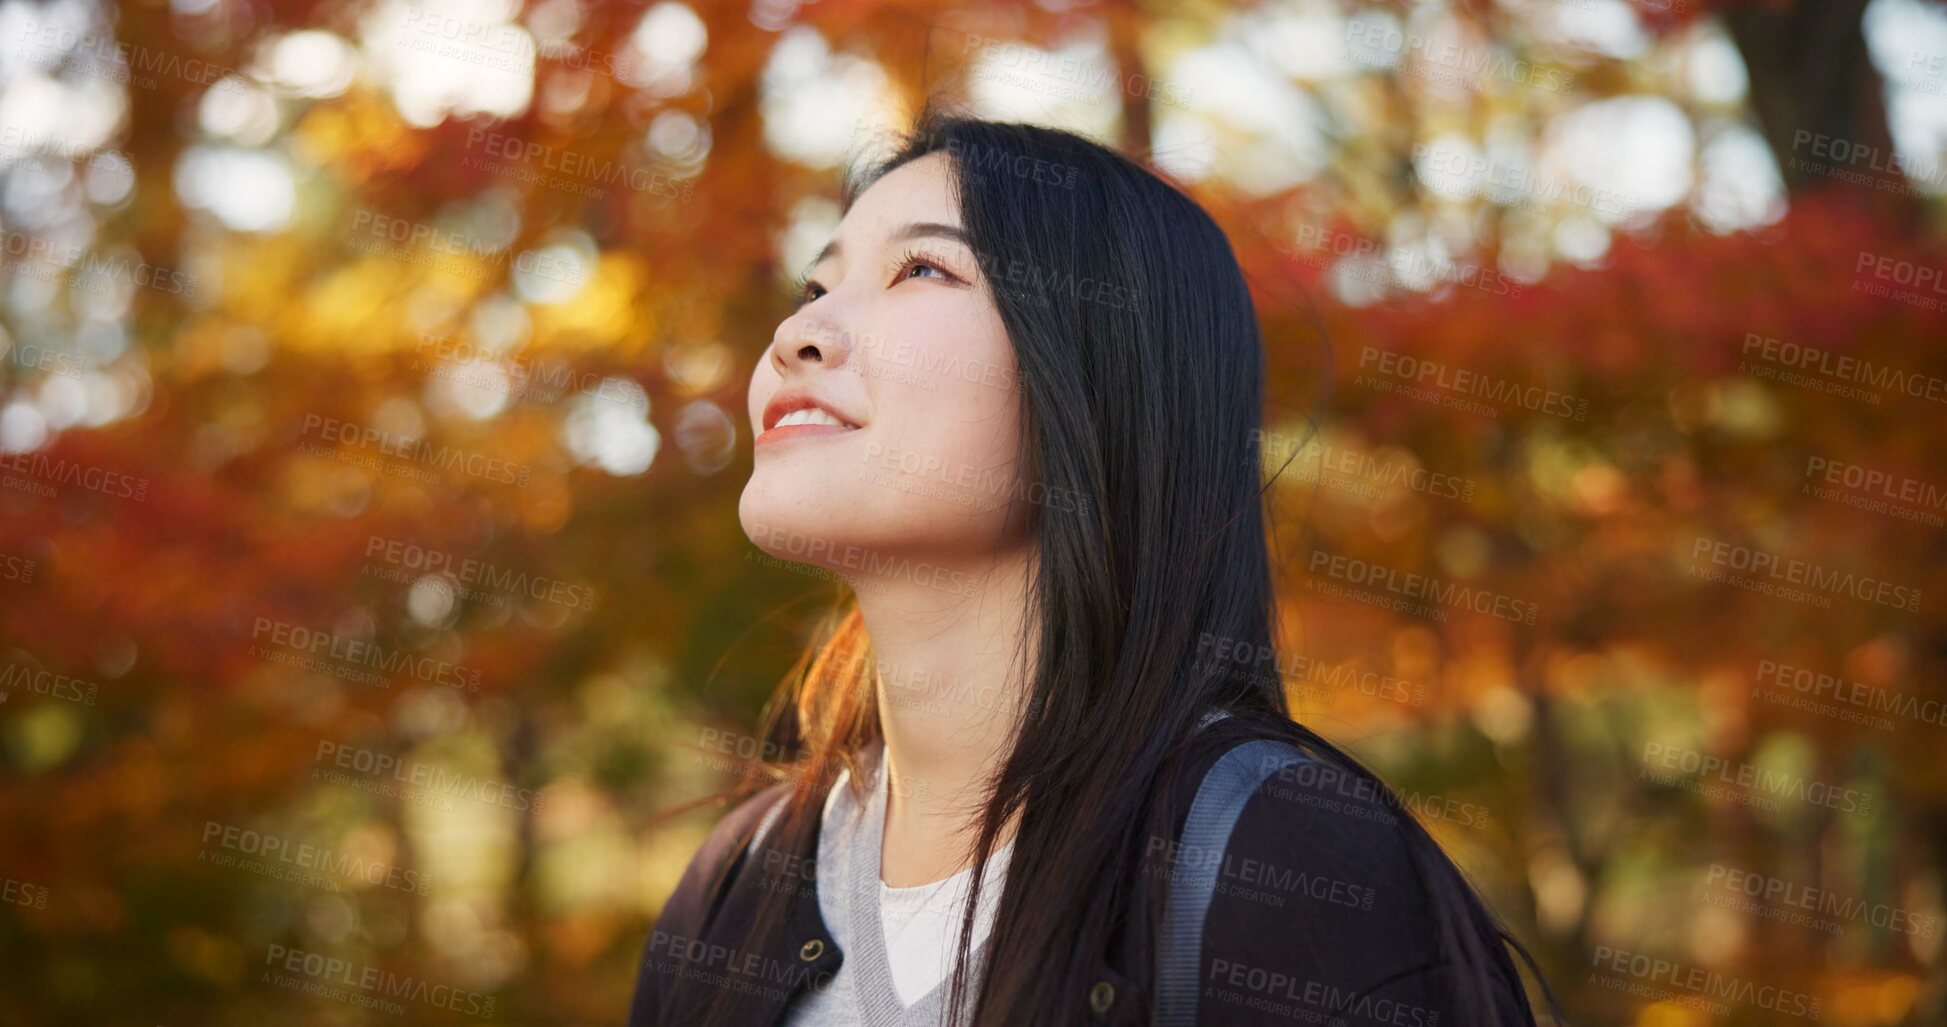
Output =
[{"x1": 770, "y1": 310, "x2": 858, "y2": 374}]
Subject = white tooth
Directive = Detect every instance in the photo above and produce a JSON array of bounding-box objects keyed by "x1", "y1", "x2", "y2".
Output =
[{"x1": 777, "y1": 407, "x2": 848, "y2": 428}]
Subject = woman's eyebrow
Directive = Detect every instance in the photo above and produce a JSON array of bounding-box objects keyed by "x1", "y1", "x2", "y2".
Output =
[
  {"x1": 807, "y1": 222, "x2": 972, "y2": 269},
  {"x1": 890, "y1": 221, "x2": 971, "y2": 247}
]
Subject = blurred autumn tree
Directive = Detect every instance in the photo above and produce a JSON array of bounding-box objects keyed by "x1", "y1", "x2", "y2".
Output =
[{"x1": 0, "y1": 0, "x2": 1942, "y2": 1025}]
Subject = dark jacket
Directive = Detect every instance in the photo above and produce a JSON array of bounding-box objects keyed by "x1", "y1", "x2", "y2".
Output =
[{"x1": 627, "y1": 717, "x2": 1535, "y2": 1026}]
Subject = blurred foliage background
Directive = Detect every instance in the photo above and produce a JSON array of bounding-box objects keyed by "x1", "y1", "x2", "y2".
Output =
[{"x1": 0, "y1": 0, "x2": 1945, "y2": 1024}]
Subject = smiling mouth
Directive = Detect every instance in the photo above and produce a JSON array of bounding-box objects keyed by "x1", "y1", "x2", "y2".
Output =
[
  {"x1": 757, "y1": 406, "x2": 861, "y2": 446},
  {"x1": 772, "y1": 407, "x2": 851, "y2": 430}
]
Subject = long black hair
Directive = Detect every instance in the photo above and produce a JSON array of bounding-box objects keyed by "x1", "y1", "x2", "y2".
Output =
[{"x1": 690, "y1": 106, "x2": 1559, "y2": 1027}]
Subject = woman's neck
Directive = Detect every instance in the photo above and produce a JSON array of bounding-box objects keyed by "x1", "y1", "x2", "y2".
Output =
[{"x1": 851, "y1": 544, "x2": 1035, "y2": 887}]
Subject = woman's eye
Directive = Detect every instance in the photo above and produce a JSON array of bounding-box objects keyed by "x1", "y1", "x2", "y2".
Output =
[{"x1": 893, "y1": 252, "x2": 959, "y2": 285}]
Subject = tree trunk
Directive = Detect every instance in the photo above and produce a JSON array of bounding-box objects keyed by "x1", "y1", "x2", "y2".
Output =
[
  {"x1": 1723, "y1": 0, "x2": 1917, "y2": 223},
  {"x1": 1108, "y1": 0, "x2": 1154, "y2": 158}
]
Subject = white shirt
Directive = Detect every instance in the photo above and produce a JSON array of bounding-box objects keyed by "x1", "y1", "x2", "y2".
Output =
[
  {"x1": 824, "y1": 756, "x2": 1013, "y2": 1006},
  {"x1": 772, "y1": 748, "x2": 1013, "y2": 1025}
]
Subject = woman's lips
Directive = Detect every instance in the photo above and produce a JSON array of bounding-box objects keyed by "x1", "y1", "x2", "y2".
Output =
[
  {"x1": 758, "y1": 394, "x2": 862, "y2": 447},
  {"x1": 755, "y1": 422, "x2": 859, "y2": 446}
]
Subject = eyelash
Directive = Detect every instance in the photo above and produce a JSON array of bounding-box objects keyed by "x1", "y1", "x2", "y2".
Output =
[{"x1": 791, "y1": 248, "x2": 964, "y2": 307}]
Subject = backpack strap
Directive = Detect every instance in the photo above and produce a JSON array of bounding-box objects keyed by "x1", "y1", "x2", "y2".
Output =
[{"x1": 1154, "y1": 737, "x2": 1310, "y2": 1027}]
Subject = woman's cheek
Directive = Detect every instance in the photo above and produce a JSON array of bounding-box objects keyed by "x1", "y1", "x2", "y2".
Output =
[
  {"x1": 896, "y1": 375, "x2": 1020, "y2": 514},
  {"x1": 747, "y1": 360, "x2": 777, "y2": 434}
]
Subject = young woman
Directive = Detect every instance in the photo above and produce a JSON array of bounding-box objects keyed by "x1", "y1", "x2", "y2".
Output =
[{"x1": 628, "y1": 110, "x2": 1557, "y2": 1027}]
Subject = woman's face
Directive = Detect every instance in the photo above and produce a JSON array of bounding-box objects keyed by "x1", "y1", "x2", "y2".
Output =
[{"x1": 740, "y1": 152, "x2": 1027, "y2": 576}]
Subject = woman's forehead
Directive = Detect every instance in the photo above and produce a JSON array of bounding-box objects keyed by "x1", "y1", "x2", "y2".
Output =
[{"x1": 842, "y1": 153, "x2": 958, "y2": 233}]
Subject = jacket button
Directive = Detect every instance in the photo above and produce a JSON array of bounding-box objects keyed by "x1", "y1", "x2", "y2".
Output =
[
  {"x1": 1088, "y1": 979, "x2": 1115, "y2": 1014},
  {"x1": 799, "y1": 939, "x2": 825, "y2": 961}
]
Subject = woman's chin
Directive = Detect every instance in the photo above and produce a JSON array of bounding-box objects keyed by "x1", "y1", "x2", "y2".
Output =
[{"x1": 739, "y1": 482, "x2": 842, "y2": 557}]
